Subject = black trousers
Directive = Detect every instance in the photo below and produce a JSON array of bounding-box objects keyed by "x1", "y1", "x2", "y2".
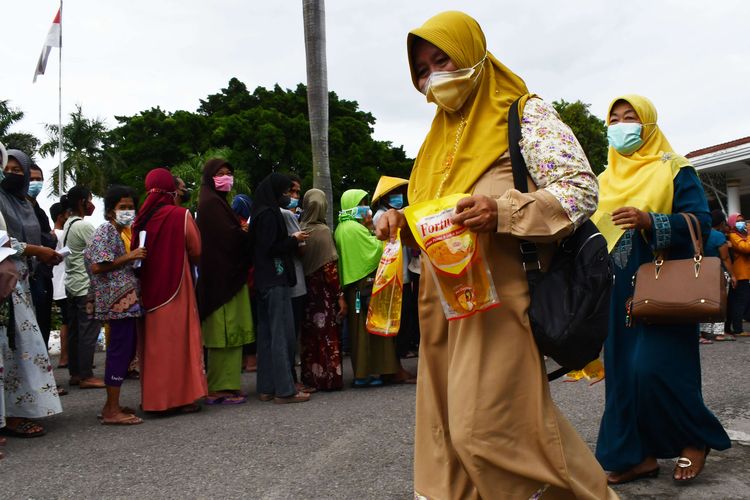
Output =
[{"x1": 729, "y1": 279, "x2": 750, "y2": 334}]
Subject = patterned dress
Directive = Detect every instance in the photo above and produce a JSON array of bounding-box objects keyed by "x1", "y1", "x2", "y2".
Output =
[
  {"x1": 0, "y1": 259, "x2": 62, "y2": 421},
  {"x1": 300, "y1": 261, "x2": 343, "y2": 390},
  {"x1": 85, "y1": 223, "x2": 141, "y2": 321}
]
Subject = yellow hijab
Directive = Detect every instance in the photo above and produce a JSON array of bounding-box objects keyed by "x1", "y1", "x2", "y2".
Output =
[
  {"x1": 591, "y1": 94, "x2": 692, "y2": 252},
  {"x1": 407, "y1": 11, "x2": 530, "y2": 203}
]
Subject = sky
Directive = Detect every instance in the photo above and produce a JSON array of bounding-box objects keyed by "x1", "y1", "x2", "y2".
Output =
[{"x1": 2, "y1": 0, "x2": 750, "y2": 220}]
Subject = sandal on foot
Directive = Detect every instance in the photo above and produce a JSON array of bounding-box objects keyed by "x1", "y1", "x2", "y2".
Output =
[
  {"x1": 274, "y1": 391, "x2": 310, "y2": 404},
  {"x1": 353, "y1": 378, "x2": 371, "y2": 388},
  {"x1": 258, "y1": 393, "x2": 274, "y2": 402},
  {"x1": 56, "y1": 385, "x2": 69, "y2": 396},
  {"x1": 97, "y1": 407, "x2": 137, "y2": 420},
  {"x1": 673, "y1": 449, "x2": 709, "y2": 483},
  {"x1": 607, "y1": 467, "x2": 659, "y2": 485},
  {"x1": 714, "y1": 334, "x2": 737, "y2": 341},
  {"x1": 1, "y1": 419, "x2": 46, "y2": 438},
  {"x1": 101, "y1": 413, "x2": 143, "y2": 426},
  {"x1": 0, "y1": 436, "x2": 6, "y2": 446},
  {"x1": 295, "y1": 383, "x2": 318, "y2": 394}
]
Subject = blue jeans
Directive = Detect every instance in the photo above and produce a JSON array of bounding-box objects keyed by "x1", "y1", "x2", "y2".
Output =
[{"x1": 256, "y1": 286, "x2": 296, "y2": 398}]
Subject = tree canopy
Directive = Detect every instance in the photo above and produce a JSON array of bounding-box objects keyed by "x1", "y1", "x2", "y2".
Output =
[
  {"x1": 552, "y1": 99, "x2": 608, "y2": 174},
  {"x1": 106, "y1": 78, "x2": 414, "y2": 210}
]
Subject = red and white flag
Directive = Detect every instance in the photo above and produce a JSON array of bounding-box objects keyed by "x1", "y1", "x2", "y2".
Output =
[{"x1": 33, "y1": 7, "x2": 62, "y2": 83}]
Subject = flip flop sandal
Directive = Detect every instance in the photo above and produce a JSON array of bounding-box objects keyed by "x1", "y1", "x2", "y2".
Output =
[
  {"x1": 0, "y1": 436, "x2": 7, "y2": 446},
  {"x1": 219, "y1": 395, "x2": 247, "y2": 405},
  {"x1": 258, "y1": 393, "x2": 274, "y2": 402},
  {"x1": 273, "y1": 392, "x2": 310, "y2": 404},
  {"x1": 1, "y1": 420, "x2": 46, "y2": 438},
  {"x1": 673, "y1": 449, "x2": 709, "y2": 483},
  {"x1": 56, "y1": 386, "x2": 69, "y2": 396},
  {"x1": 101, "y1": 413, "x2": 144, "y2": 426},
  {"x1": 97, "y1": 407, "x2": 137, "y2": 420},
  {"x1": 607, "y1": 467, "x2": 660, "y2": 485}
]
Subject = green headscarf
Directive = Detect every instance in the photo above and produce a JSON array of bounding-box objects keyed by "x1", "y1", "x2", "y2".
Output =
[{"x1": 334, "y1": 189, "x2": 383, "y2": 286}]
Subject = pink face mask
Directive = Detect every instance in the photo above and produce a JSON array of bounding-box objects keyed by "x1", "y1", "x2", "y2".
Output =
[{"x1": 213, "y1": 175, "x2": 234, "y2": 192}]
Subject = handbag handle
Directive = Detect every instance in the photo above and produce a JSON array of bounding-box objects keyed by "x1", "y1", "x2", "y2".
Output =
[
  {"x1": 654, "y1": 213, "x2": 703, "y2": 266},
  {"x1": 680, "y1": 213, "x2": 704, "y2": 259}
]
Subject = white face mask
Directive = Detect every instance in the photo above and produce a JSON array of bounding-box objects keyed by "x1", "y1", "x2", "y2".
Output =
[
  {"x1": 421, "y1": 54, "x2": 487, "y2": 113},
  {"x1": 115, "y1": 209, "x2": 136, "y2": 227}
]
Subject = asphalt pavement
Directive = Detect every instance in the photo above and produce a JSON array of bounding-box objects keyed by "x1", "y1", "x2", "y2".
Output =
[{"x1": 1, "y1": 337, "x2": 749, "y2": 499}]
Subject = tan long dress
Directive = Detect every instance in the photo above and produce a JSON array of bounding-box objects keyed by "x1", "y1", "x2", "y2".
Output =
[
  {"x1": 413, "y1": 156, "x2": 617, "y2": 499},
  {"x1": 139, "y1": 212, "x2": 207, "y2": 411}
]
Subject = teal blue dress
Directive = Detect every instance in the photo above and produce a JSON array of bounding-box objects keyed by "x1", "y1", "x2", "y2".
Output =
[{"x1": 595, "y1": 168, "x2": 731, "y2": 472}]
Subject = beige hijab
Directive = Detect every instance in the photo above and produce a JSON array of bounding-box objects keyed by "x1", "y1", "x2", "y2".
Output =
[{"x1": 300, "y1": 189, "x2": 338, "y2": 276}]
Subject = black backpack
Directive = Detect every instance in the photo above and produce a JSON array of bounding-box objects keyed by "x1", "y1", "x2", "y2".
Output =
[{"x1": 508, "y1": 98, "x2": 612, "y2": 381}]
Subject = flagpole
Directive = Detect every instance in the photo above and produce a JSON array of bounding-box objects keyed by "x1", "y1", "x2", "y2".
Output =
[{"x1": 57, "y1": 0, "x2": 63, "y2": 196}]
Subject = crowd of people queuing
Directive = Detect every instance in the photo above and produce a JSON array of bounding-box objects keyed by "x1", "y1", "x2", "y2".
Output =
[
  {"x1": 0, "y1": 144, "x2": 421, "y2": 450},
  {"x1": 0, "y1": 8, "x2": 741, "y2": 499}
]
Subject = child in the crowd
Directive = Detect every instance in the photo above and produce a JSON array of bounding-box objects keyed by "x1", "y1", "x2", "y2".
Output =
[{"x1": 84, "y1": 186, "x2": 146, "y2": 425}]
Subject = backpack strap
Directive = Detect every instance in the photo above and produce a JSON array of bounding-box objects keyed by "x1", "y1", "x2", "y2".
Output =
[
  {"x1": 508, "y1": 98, "x2": 542, "y2": 282},
  {"x1": 509, "y1": 98, "x2": 568, "y2": 382}
]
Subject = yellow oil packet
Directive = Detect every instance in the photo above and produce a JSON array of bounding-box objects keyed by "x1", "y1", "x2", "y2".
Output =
[
  {"x1": 366, "y1": 232, "x2": 403, "y2": 336},
  {"x1": 404, "y1": 194, "x2": 500, "y2": 320}
]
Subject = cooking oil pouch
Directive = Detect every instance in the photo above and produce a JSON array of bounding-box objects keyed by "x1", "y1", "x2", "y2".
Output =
[
  {"x1": 366, "y1": 232, "x2": 403, "y2": 336},
  {"x1": 404, "y1": 193, "x2": 500, "y2": 320}
]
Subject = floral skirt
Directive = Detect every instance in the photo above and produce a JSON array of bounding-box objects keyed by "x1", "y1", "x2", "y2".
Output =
[{"x1": 0, "y1": 261, "x2": 62, "y2": 423}]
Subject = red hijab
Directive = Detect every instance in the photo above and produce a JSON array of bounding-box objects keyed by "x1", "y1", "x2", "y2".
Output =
[{"x1": 133, "y1": 168, "x2": 188, "y2": 311}]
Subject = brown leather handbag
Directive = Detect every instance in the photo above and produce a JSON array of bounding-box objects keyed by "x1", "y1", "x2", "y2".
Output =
[{"x1": 630, "y1": 213, "x2": 728, "y2": 324}]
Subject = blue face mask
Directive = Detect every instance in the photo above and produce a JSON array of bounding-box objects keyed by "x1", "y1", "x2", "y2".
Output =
[
  {"x1": 355, "y1": 205, "x2": 371, "y2": 219},
  {"x1": 28, "y1": 180, "x2": 44, "y2": 198},
  {"x1": 388, "y1": 193, "x2": 404, "y2": 209},
  {"x1": 287, "y1": 197, "x2": 299, "y2": 209},
  {"x1": 607, "y1": 123, "x2": 644, "y2": 155},
  {"x1": 736, "y1": 221, "x2": 747, "y2": 233}
]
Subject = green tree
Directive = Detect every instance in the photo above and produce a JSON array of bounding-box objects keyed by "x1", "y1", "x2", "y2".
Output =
[
  {"x1": 0, "y1": 100, "x2": 40, "y2": 156},
  {"x1": 552, "y1": 99, "x2": 608, "y2": 175},
  {"x1": 108, "y1": 79, "x2": 413, "y2": 208},
  {"x1": 40, "y1": 104, "x2": 109, "y2": 195}
]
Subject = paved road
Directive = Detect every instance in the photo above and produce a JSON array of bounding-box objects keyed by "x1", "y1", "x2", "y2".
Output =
[{"x1": 2, "y1": 338, "x2": 749, "y2": 499}]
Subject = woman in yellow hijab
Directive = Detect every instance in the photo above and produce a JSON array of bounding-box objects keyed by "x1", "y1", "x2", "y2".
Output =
[
  {"x1": 592, "y1": 95, "x2": 730, "y2": 484},
  {"x1": 376, "y1": 11, "x2": 616, "y2": 500}
]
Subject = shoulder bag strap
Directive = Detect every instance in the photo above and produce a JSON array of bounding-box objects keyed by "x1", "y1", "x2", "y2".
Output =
[
  {"x1": 508, "y1": 98, "x2": 542, "y2": 280},
  {"x1": 63, "y1": 218, "x2": 81, "y2": 247}
]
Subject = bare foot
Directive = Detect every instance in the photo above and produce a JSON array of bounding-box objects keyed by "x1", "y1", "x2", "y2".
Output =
[{"x1": 673, "y1": 447, "x2": 708, "y2": 481}]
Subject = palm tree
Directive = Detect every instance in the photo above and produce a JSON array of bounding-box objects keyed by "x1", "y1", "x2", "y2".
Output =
[
  {"x1": 302, "y1": 0, "x2": 333, "y2": 225},
  {"x1": 40, "y1": 104, "x2": 108, "y2": 196}
]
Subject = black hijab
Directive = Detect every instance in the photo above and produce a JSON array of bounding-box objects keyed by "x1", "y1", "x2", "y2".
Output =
[
  {"x1": 0, "y1": 150, "x2": 41, "y2": 245},
  {"x1": 196, "y1": 158, "x2": 252, "y2": 320}
]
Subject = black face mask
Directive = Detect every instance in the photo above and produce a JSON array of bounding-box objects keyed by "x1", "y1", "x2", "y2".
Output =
[
  {"x1": 278, "y1": 195, "x2": 291, "y2": 208},
  {"x1": 180, "y1": 189, "x2": 191, "y2": 204},
  {"x1": 1, "y1": 173, "x2": 26, "y2": 196}
]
